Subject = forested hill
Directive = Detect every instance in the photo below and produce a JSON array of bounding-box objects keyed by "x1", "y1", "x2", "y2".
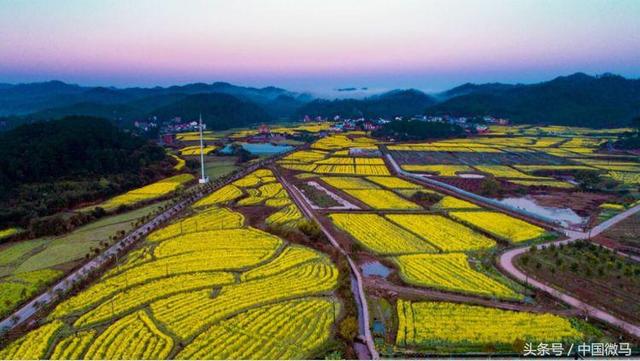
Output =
[
  {"x1": 152, "y1": 93, "x2": 273, "y2": 130},
  {"x1": 427, "y1": 73, "x2": 640, "y2": 127},
  {"x1": 0, "y1": 116, "x2": 172, "y2": 227},
  {"x1": 295, "y1": 89, "x2": 437, "y2": 119},
  {"x1": 0, "y1": 81, "x2": 309, "y2": 130},
  {"x1": 0, "y1": 116, "x2": 166, "y2": 186}
]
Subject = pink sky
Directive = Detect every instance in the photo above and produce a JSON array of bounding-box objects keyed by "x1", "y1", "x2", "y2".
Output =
[{"x1": 0, "y1": 0, "x2": 638, "y2": 92}]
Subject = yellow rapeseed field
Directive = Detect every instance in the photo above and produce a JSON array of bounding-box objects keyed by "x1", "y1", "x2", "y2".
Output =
[
  {"x1": 179, "y1": 145, "x2": 217, "y2": 156},
  {"x1": 473, "y1": 165, "x2": 546, "y2": 179},
  {"x1": 329, "y1": 213, "x2": 436, "y2": 254},
  {"x1": 0, "y1": 227, "x2": 21, "y2": 240},
  {"x1": 393, "y1": 254, "x2": 519, "y2": 299},
  {"x1": 343, "y1": 189, "x2": 421, "y2": 209},
  {"x1": 450, "y1": 211, "x2": 547, "y2": 243},
  {"x1": 433, "y1": 196, "x2": 481, "y2": 210},
  {"x1": 365, "y1": 176, "x2": 421, "y2": 189},
  {"x1": 321, "y1": 177, "x2": 379, "y2": 189},
  {"x1": 1, "y1": 203, "x2": 339, "y2": 360},
  {"x1": 397, "y1": 300, "x2": 582, "y2": 347},
  {"x1": 401, "y1": 164, "x2": 475, "y2": 176},
  {"x1": 386, "y1": 214, "x2": 496, "y2": 252},
  {"x1": 170, "y1": 154, "x2": 186, "y2": 171},
  {"x1": 194, "y1": 184, "x2": 244, "y2": 207},
  {"x1": 100, "y1": 174, "x2": 194, "y2": 210}
]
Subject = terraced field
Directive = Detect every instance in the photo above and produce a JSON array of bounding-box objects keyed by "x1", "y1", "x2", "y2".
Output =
[
  {"x1": 0, "y1": 200, "x2": 340, "y2": 359},
  {"x1": 0, "y1": 202, "x2": 168, "y2": 319},
  {"x1": 194, "y1": 169, "x2": 303, "y2": 229}
]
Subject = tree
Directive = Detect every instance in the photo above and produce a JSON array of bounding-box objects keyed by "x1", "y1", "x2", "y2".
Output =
[
  {"x1": 338, "y1": 316, "x2": 359, "y2": 341},
  {"x1": 574, "y1": 170, "x2": 602, "y2": 191},
  {"x1": 372, "y1": 120, "x2": 465, "y2": 141},
  {"x1": 480, "y1": 177, "x2": 501, "y2": 197}
]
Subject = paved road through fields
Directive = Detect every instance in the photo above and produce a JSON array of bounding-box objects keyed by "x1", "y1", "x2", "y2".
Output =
[
  {"x1": 0, "y1": 196, "x2": 195, "y2": 333},
  {"x1": 499, "y1": 204, "x2": 640, "y2": 338}
]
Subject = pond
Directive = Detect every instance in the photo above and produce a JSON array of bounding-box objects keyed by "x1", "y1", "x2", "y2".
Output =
[
  {"x1": 362, "y1": 261, "x2": 391, "y2": 278},
  {"x1": 372, "y1": 320, "x2": 386, "y2": 337},
  {"x1": 221, "y1": 142, "x2": 294, "y2": 155},
  {"x1": 497, "y1": 196, "x2": 586, "y2": 227}
]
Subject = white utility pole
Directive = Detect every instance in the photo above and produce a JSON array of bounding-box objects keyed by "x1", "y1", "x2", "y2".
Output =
[{"x1": 198, "y1": 113, "x2": 209, "y2": 184}]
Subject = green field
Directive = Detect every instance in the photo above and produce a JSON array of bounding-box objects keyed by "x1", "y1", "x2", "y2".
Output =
[
  {"x1": 0, "y1": 202, "x2": 167, "y2": 319},
  {"x1": 205, "y1": 156, "x2": 240, "y2": 180}
]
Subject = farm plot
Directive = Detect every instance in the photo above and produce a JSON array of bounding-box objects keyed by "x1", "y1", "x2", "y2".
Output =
[
  {"x1": 401, "y1": 164, "x2": 475, "y2": 176},
  {"x1": 433, "y1": 196, "x2": 482, "y2": 210},
  {"x1": 472, "y1": 165, "x2": 546, "y2": 179},
  {"x1": 176, "y1": 131, "x2": 218, "y2": 142},
  {"x1": 329, "y1": 213, "x2": 437, "y2": 254},
  {"x1": 311, "y1": 134, "x2": 379, "y2": 150},
  {"x1": 194, "y1": 169, "x2": 304, "y2": 228},
  {"x1": 396, "y1": 300, "x2": 583, "y2": 350},
  {"x1": 0, "y1": 228, "x2": 22, "y2": 241},
  {"x1": 392, "y1": 254, "x2": 519, "y2": 299},
  {"x1": 390, "y1": 149, "x2": 574, "y2": 167},
  {"x1": 606, "y1": 171, "x2": 640, "y2": 185},
  {"x1": 0, "y1": 202, "x2": 167, "y2": 319},
  {"x1": 179, "y1": 145, "x2": 217, "y2": 156},
  {"x1": 342, "y1": 189, "x2": 421, "y2": 210},
  {"x1": 508, "y1": 179, "x2": 575, "y2": 189},
  {"x1": 314, "y1": 164, "x2": 390, "y2": 176},
  {"x1": 321, "y1": 177, "x2": 379, "y2": 190},
  {"x1": 386, "y1": 214, "x2": 496, "y2": 252},
  {"x1": 365, "y1": 176, "x2": 421, "y2": 189},
  {"x1": 170, "y1": 154, "x2": 186, "y2": 171},
  {"x1": 0, "y1": 204, "x2": 340, "y2": 360},
  {"x1": 517, "y1": 241, "x2": 640, "y2": 324},
  {"x1": 98, "y1": 174, "x2": 194, "y2": 211},
  {"x1": 280, "y1": 150, "x2": 328, "y2": 163},
  {"x1": 449, "y1": 211, "x2": 547, "y2": 243}
]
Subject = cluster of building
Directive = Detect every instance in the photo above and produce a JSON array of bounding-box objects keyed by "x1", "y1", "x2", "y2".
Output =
[
  {"x1": 147, "y1": 112, "x2": 511, "y2": 146},
  {"x1": 156, "y1": 117, "x2": 204, "y2": 134},
  {"x1": 305, "y1": 114, "x2": 509, "y2": 134}
]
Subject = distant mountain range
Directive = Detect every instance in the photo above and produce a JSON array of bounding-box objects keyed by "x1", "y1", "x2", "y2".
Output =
[
  {"x1": 1, "y1": 72, "x2": 638, "y2": 130},
  {"x1": 429, "y1": 73, "x2": 640, "y2": 128},
  {"x1": 295, "y1": 89, "x2": 437, "y2": 119}
]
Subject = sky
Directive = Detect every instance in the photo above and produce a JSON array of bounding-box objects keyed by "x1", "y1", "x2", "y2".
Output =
[{"x1": 0, "y1": 0, "x2": 639, "y2": 95}]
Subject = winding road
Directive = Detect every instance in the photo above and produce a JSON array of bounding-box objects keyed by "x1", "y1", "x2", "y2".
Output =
[
  {"x1": 273, "y1": 167, "x2": 379, "y2": 360},
  {"x1": 499, "y1": 204, "x2": 640, "y2": 338}
]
